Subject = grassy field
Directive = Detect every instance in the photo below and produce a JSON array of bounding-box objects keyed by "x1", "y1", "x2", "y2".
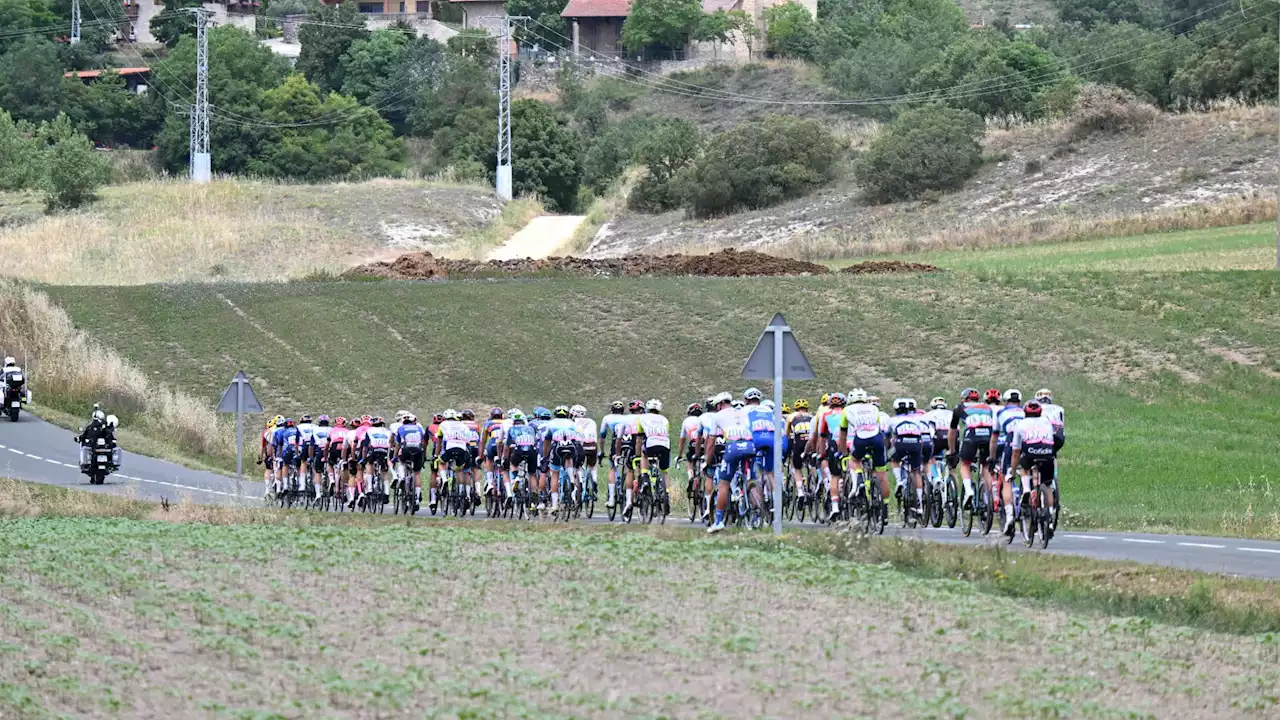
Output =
[
  {"x1": 44, "y1": 265, "x2": 1280, "y2": 538},
  {"x1": 836, "y1": 223, "x2": 1277, "y2": 272},
  {"x1": 0, "y1": 178, "x2": 511, "y2": 284},
  {"x1": 2, "y1": 483, "x2": 1279, "y2": 719}
]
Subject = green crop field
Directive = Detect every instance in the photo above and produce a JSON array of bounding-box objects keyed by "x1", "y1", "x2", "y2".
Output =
[
  {"x1": 836, "y1": 223, "x2": 1276, "y2": 273},
  {"x1": 44, "y1": 266, "x2": 1280, "y2": 539},
  {"x1": 2, "y1": 512, "x2": 1278, "y2": 719}
]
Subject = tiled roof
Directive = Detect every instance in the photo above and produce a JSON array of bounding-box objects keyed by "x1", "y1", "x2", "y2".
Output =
[
  {"x1": 64, "y1": 67, "x2": 150, "y2": 79},
  {"x1": 561, "y1": 0, "x2": 630, "y2": 17}
]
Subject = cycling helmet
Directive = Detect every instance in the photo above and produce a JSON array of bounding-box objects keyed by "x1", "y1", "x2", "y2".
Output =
[
  {"x1": 509, "y1": 407, "x2": 524, "y2": 418},
  {"x1": 868, "y1": 396, "x2": 880, "y2": 407},
  {"x1": 372, "y1": 416, "x2": 385, "y2": 426},
  {"x1": 820, "y1": 393, "x2": 831, "y2": 406},
  {"x1": 782, "y1": 404, "x2": 791, "y2": 414},
  {"x1": 490, "y1": 407, "x2": 504, "y2": 419},
  {"x1": 1023, "y1": 401, "x2": 1043, "y2": 417},
  {"x1": 284, "y1": 418, "x2": 295, "y2": 427},
  {"x1": 335, "y1": 417, "x2": 347, "y2": 428},
  {"x1": 405, "y1": 413, "x2": 417, "y2": 424},
  {"x1": 2, "y1": 356, "x2": 13, "y2": 366},
  {"x1": 849, "y1": 388, "x2": 868, "y2": 403},
  {"x1": 510, "y1": 410, "x2": 526, "y2": 422},
  {"x1": 714, "y1": 391, "x2": 733, "y2": 406},
  {"x1": 1035, "y1": 388, "x2": 1053, "y2": 402},
  {"x1": 930, "y1": 397, "x2": 947, "y2": 410},
  {"x1": 92, "y1": 409, "x2": 106, "y2": 422},
  {"x1": 461, "y1": 409, "x2": 475, "y2": 421},
  {"x1": 730, "y1": 399, "x2": 745, "y2": 410},
  {"x1": 361, "y1": 414, "x2": 372, "y2": 425},
  {"x1": 744, "y1": 387, "x2": 762, "y2": 402},
  {"x1": 794, "y1": 398, "x2": 809, "y2": 411},
  {"x1": 537, "y1": 407, "x2": 553, "y2": 420},
  {"x1": 106, "y1": 414, "x2": 119, "y2": 428},
  {"x1": 646, "y1": 398, "x2": 662, "y2": 412},
  {"x1": 571, "y1": 404, "x2": 587, "y2": 418},
  {"x1": 908, "y1": 398, "x2": 918, "y2": 410},
  {"x1": 628, "y1": 399, "x2": 644, "y2": 412},
  {"x1": 894, "y1": 398, "x2": 912, "y2": 413},
  {"x1": 395, "y1": 410, "x2": 409, "y2": 422},
  {"x1": 1003, "y1": 389, "x2": 1022, "y2": 403},
  {"x1": 444, "y1": 409, "x2": 459, "y2": 420},
  {"x1": 828, "y1": 392, "x2": 846, "y2": 407},
  {"x1": 984, "y1": 388, "x2": 1001, "y2": 403},
  {"x1": 432, "y1": 413, "x2": 444, "y2": 424},
  {"x1": 961, "y1": 388, "x2": 979, "y2": 402},
  {"x1": 610, "y1": 400, "x2": 625, "y2": 413},
  {"x1": 272, "y1": 414, "x2": 285, "y2": 427},
  {"x1": 300, "y1": 413, "x2": 312, "y2": 424},
  {"x1": 761, "y1": 399, "x2": 774, "y2": 411},
  {"x1": 317, "y1": 414, "x2": 330, "y2": 426},
  {"x1": 553, "y1": 405, "x2": 570, "y2": 418},
  {"x1": 687, "y1": 402, "x2": 702, "y2": 416}
]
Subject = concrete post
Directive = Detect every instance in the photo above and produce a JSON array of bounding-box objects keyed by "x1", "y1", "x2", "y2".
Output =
[{"x1": 572, "y1": 20, "x2": 580, "y2": 56}]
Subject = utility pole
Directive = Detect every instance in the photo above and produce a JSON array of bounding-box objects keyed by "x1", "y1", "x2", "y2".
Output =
[
  {"x1": 70, "y1": 0, "x2": 80, "y2": 44},
  {"x1": 494, "y1": 15, "x2": 529, "y2": 201},
  {"x1": 189, "y1": 8, "x2": 211, "y2": 183},
  {"x1": 1275, "y1": 15, "x2": 1278, "y2": 269}
]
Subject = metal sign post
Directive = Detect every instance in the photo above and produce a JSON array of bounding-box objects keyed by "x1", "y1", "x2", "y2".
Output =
[
  {"x1": 216, "y1": 371, "x2": 263, "y2": 501},
  {"x1": 742, "y1": 313, "x2": 815, "y2": 535}
]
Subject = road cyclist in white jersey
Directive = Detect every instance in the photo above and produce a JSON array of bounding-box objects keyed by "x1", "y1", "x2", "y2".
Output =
[
  {"x1": 923, "y1": 397, "x2": 952, "y2": 489},
  {"x1": 1010, "y1": 400, "x2": 1059, "y2": 540},
  {"x1": 888, "y1": 398, "x2": 929, "y2": 522},
  {"x1": 597, "y1": 401, "x2": 627, "y2": 509},
  {"x1": 571, "y1": 405, "x2": 598, "y2": 506},
  {"x1": 838, "y1": 388, "x2": 890, "y2": 523},
  {"x1": 633, "y1": 399, "x2": 672, "y2": 518},
  {"x1": 389, "y1": 410, "x2": 408, "y2": 489},
  {"x1": 991, "y1": 389, "x2": 1025, "y2": 496},
  {"x1": 612, "y1": 400, "x2": 644, "y2": 517},
  {"x1": 702, "y1": 392, "x2": 756, "y2": 534},
  {"x1": 676, "y1": 402, "x2": 704, "y2": 517}
]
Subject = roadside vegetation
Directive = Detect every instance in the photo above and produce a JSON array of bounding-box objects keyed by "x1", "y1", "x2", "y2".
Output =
[{"x1": 1, "y1": 482, "x2": 1278, "y2": 718}]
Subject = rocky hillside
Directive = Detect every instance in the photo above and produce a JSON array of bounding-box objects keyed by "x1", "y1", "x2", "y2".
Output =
[{"x1": 586, "y1": 104, "x2": 1275, "y2": 258}]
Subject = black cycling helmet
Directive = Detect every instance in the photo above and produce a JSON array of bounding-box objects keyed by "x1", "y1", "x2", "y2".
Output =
[
  {"x1": 461, "y1": 409, "x2": 475, "y2": 420},
  {"x1": 687, "y1": 402, "x2": 702, "y2": 416},
  {"x1": 610, "y1": 400, "x2": 625, "y2": 413}
]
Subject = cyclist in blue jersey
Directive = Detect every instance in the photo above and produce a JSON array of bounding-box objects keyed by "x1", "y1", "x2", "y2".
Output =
[
  {"x1": 395, "y1": 413, "x2": 427, "y2": 512},
  {"x1": 701, "y1": 392, "x2": 755, "y2": 534},
  {"x1": 309, "y1": 415, "x2": 332, "y2": 501},
  {"x1": 272, "y1": 418, "x2": 303, "y2": 495},
  {"x1": 991, "y1": 389, "x2": 1025, "y2": 487},
  {"x1": 503, "y1": 410, "x2": 539, "y2": 496},
  {"x1": 541, "y1": 405, "x2": 580, "y2": 512},
  {"x1": 743, "y1": 388, "x2": 777, "y2": 500}
]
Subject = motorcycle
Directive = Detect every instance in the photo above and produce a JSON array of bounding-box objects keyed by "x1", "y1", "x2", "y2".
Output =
[
  {"x1": 77, "y1": 432, "x2": 121, "y2": 485},
  {"x1": 3, "y1": 375, "x2": 30, "y2": 421}
]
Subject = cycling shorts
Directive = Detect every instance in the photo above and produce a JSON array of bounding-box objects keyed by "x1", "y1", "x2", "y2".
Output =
[
  {"x1": 401, "y1": 447, "x2": 425, "y2": 473},
  {"x1": 442, "y1": 446, "x2": 473, "y2": 471},
  {"x1": 892, "y1": 437, "x2": 924, "y2": 471},
  {"x1": 753, "y1": 439, "x2": 775, "y2": 473},
  {"x1": 485, "y1": 441, "x2": 500, "y2": 462},
  {"x1": 789, "y1": 443, "x2": 809, "y2": 470},
  {"x1": 825, "y1": 447, "x2": 844, "y2": 477},
  {"x1": 280, "y1": 448, "x2": 303, "y2": 467},
  {"x1": 717, "y1": 440, "x2": 755, "y2": 483},
  {"x1": 642, "y1": 446, "x2": 670, "y2": 472},
  {"x1": 509, "y1": 448, "x2": 536, "y2": 476},
  {"x1": 365, "y1": 448, "x2": 390, "y2": 471},
  {"x1": 1018, "y1": 445, "x2": 1055, "y2": 479},
  {"x1": 550, "y1": 443, "x2": 577, "y2": 468},
  {"x1": 578, "y1": 443, "x2": 597, "y2": 466},
  {"x1": 852, "y1": 434, "x2": 887, "y2": 470},
  {"x1": 959, "y1": 436, "x2": 992, "y2": 467},
  {"x1": 616, "y1": 443, "x2": 636, "y2": 471}
]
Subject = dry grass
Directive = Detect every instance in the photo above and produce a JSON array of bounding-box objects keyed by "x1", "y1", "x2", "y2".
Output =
[
  {"x1": 573, "y1": 168, "x2": 640, "y2": 254},
  {"x1": 0, "y1": 280, "x2": 232, "y2": 461},
  {"x1": 775, "y1": 194, "x2": 1276, "y2": 260},
  {"x1": 0, "y1": 177, "x2": 503, "y2": 284},
  {"x1": 443, "y1": 197, "x2": 546, "y2": 260}
]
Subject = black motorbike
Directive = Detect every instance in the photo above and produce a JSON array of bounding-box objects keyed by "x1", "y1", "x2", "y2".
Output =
[
  {"x1": 77, "y1": 433, "x2": 120, "y2": 485},
  {"x1": 3, "y1": 374, "x2": 28, "y2": 421}
]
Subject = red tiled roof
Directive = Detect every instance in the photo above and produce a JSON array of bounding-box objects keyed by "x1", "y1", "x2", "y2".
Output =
[
  {"x1": 63, "y1": 67, "x2": 150, "y2": 79},
  {"x1": 561, "y1": 0, "x2": 630, "y2": 17}
]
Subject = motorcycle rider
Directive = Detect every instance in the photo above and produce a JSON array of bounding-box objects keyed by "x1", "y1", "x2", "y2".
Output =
[
  {"x1": 74, "y1": 405, "x2": 110, "y2": 468},
  {"x1": 2, "y1": 356, "x2": 28, "y2": 402}
]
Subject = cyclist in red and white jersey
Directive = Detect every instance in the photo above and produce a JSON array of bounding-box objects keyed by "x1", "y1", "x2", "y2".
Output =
[
  {"x1": 1011, "y1": 401, "x2": 1059, "y2": 531},
  {"x1": 949, "y1": 389, "x2": 999, "y2": 523}
]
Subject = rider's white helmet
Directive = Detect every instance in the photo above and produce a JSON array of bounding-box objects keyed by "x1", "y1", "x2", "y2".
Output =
[
  {"x1": 849, "y1": 388, "x2": 868, "y2": 403},
  {"x1": 106, "y1": 414, "x2": 119, "y2": 428},
  {"x1": 1003, "y1": 389, "x2": 1022, "y2": 403},
  {"x1": 930, "y1": 396, "x2": 947, "y2": 409},
  {"x1": 570, "y1": 404, "x2": 587, "y2": 418},
  {"x1": 2, "y1": 356, "x2": 14, "y2": 367},
  {"x1": 395, "y1": 410, "x2": 408, "y2": 422},
  {"x1": 713, "y1": 391, "x2": 733, "y2": 406},
  {"x1": 92, "y1": 409, "x2": 105, "y2": 421},
  {"x1": 743, "y1": 387, "x2": 763, "y2": 401},
  {"x1": 443, "y1": 408, "x2": 459, "y2": 421},
  {"x1": 1035, "y1": 388, "x2": 1053, "y2": 402},
  {"x1": 761, "y1": 399, "x2": 774, "y2": 411},
  {"x1": 645, "y1": 398, "x2": 662, "y2": 412}
]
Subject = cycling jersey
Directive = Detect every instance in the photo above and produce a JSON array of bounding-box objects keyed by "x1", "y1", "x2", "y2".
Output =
[
  {"x1": 995, "y1": 404, "x2": 1026, "y2": 445},
  {"x1": 363, "y1": 427, "x2": 392, "y2": 453},
  {"x1": 574, "y1": 417, "x2": 599, "y2": 448},
  {"x1": 951, "y1": 402, "x2": 996, "y2": 439},
  {"x1": 924, "y1": 408, "x2": 952, "y2": 437},
  {"x1": 680, "y1": 416, "x2": 701, "y2": 442},
  {"x1": 635, "y1": 413, "x2": 671, "y2": 449},
  {"x1": 437, "y1": 420, "x2": 471, "y2": 451},
  {"x1": 463, "y1": 420, "x2": 480, "y2": 447},
  {"x1": 890, "y1": 414, "x2": 927, "y2": 441},
  {"x1": 389, "y1": 421, "x2": 403, "y2": 442},
  {"x1": 544, "y1": 417, "x2": 581, "y2": 449},
  {"x1": 841, "y1": 403, "x2": 886, "y2": 440},
  {"x1": 273, "y1": 426, "x2": 302, "y2": 456},
  {"x1": 397, "y1": 423, "x2": 426, "y2": 450},
  {"x1": 506, "y1": 423, "x2": 538, "y2": 451},
  {"x1": 328, "y1": 427, "x2": 348, "y2": 456},
  {"x1": 482, "y1": 419, "x2": 504, "y2": 446},
  {"x1": 707, "y1": 407, "x2": 753, "y2": 444},
  {"x1": 1041, "y1": 403, "x2": 1065, "y2": 432},
  {"x1": 598, "y1": 413, "x2": 625, "y2": 447},
  {"x1": 615, "y1": 414, "x2": 641, "y2": 444},
  {"x1": 745, "y1": 404, "x2": 775, "y2": 446},
  {"x1": 298, "y1": 422, "x2": 316, "y2": 448},
  {"x1": 1011, "y1": 416, "x2": 1056, "y2": 453},
  {"x1": 787, "y1": 412, "x2": 814, "y2": 441},
  {"x1": 312, "y1": 425, "x2": 331, "y2": 454}
]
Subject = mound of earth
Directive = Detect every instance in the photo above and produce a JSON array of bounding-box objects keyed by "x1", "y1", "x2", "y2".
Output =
[
  {"x1": 347, "y1": 248, "x2": 832, "y2": 279},
  {"x1": 840, "y1": 261, "x2": 941, "y2": 274}
]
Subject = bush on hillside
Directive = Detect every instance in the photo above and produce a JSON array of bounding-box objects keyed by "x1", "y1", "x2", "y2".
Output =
[
  {"x1": 1062, "y1": 84, "x2": 1158, "y2": 141},
  {"x1": 763, "y1": 2, "x2": 820, "y2": 60},
  {"x1": 37, "y1": 114, "x2": 111, "y2": 211},
  {"x1": 677, "y1": 115, "x2": 838, "y2": 218},
  {"x1": 0, "y1": 110, "x2": 42, "y2": 191},
  {"x1": 582, "y1": 116, "x2": 653, "y2": 192},
  {"x1": 626, "y1": 118, "x2": 701, "y2": 213},
  {"x1": 856, "y1": 105, "x2": 983, "y2": 204}
]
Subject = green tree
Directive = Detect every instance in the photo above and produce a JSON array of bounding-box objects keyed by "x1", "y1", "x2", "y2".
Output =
[
  {"x1": 763, "y1": 1, "x2": 819, "y2": 60},
  {"x1": 37, "y1": 112, "x2": 110, "y2": 210},
  {"x1": 855, "y1": 104, "x2": 983, "y2": 203},
  {"x1": 0, "y1": 0, "x2": 59, "y2": 55},
  {"x1": 0, "y1": 109, "x2": 43, "y2": 191},
  {"x1": 296, "y1": 0, "x2": 368, "y2": 93},
  {"x1": 508, "y1": 0, "x2": 569, "y2": 49},
  {"x1": 621, "y1": 0, "x2": 702, "y2": 53},
  {"x1": 1171, "y1": 10, "x2": 1278, "y2": 104},
  {"x1": 678, "y1": 114, "x2": 837, "y2": 217},
  {"x1": 581, "y1": 115, "x2": 653, "y2": 192},
  {"x1": 446, "y1": 30, "x2": 497, "y2": 61},
  {"x1": 694, "y1": 8, "x2": 753, "y2": 46},
  {"x1": 1050, "y1": 0, "x2": 1160, "y2": 27},
  {"x1": 1053, "y1": 22, "x2": 1192, "y2": 107},
  {"x1": 912, "y1": 33, "x2": 1072, "y2": 119},
  {"x1": 627, "y1": 118, "x2": 701, "y2": 212},
  {"x1": 0, "y1": 37, "x2": 70, "y2": 123},
  {"x1": 410, "y1": 54, "x2": 495, "y2": 139},
  {"x1": 150, "y1": 0, "x2": 204, "y2": 48},
  {"x1": 339, "y1": 29, "x2": 409, "y2": 105},
  {"x1": 65, "y1": 72, "x2": 161, "y2": 147}
]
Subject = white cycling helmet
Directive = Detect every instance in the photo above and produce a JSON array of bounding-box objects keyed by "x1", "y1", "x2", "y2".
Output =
[
  {"x1": 570, "y1": 404, "x2": 587, "y2": 418},
  {"x1": 443, "y1": 408, "x2": 459, "y2": 421},
  {"x1": 405, "y1": 413, "x2": 417, "y2": 424},
  {"x1": 106, "y1": 414, "x2": 119, "y2": 428},
  {"x1": 743, "y1": 387, "x2": 763, "y2": 401},
  {"x1": 713, "y1": 391, "x2": 733, "y2": 406},
  {"x1": 761, "y1": 399, "x2": 775, "y2": 411},
  {"x1": 849, "y1": 388, "x2": 868, "y2": 403},
  {"x1": 893, "y1": 397, "x2": 912, "y2": 412},
  {"x1": 646, "y1": 398, "x2": 662, "y2": 412},
  {"x1": 1003, "y1": 389, "x2": 1022, "y2": 403},
  {"x1": 2, "y1": 356, "x2": 14, "y2": 366},
  {"x1": 730, "y1": 399, "x2": 745, "y2": 409},
  {"x1": 1035, "y1": 388, "x2": 1053, "y2": 402},
  {"x1": 868, "y1": 395, "x2": 881, "y2": 407},
  {"x1": 395, "y1": 410, "x2": 409, "y2": 422},
  {"x1": 930, "y1": 396, "x2": 947, "y2": 409}
]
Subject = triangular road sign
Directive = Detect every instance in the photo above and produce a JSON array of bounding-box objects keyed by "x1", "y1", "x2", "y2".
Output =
[
  {"x1": 741, "y1": 313, "x2": 815, "y2": 380},
  {"x1": 216, "y1": 371, "x2": 264, "y2": 414}
]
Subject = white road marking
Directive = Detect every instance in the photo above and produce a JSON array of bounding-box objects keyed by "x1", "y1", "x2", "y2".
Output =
[
  {"x1": 44, "y1": 458, "x2": 60, "y2": 465},
  {"x1": 25, "y1": 453, "x2": 41, "y2": 460},
  {"x1": 1064, "y1": 534, "x2": 1106, "y2": 540},
  {"x1": 1178, "y1": 542, "x2": 1226, "y2": 549},
  {"x1": 1123, "y1": 538, "x2": 1166, "y2": 545},
  {"x1": 1238, "y1": 547, "x2": 1280, "y2": 555},
  {"x1": 7, "y1": 448, "x2": 23, "y2": 455},
  {"x1": 61, "y1": 463, "x2": 77, "y2": 469}
]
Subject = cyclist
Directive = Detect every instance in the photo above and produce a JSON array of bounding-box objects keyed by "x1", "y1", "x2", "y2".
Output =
[
  {"x1": 396, "y1": 412, "x2": 427, "y2": 511},
  {"x1": 528, "y1": 407, "x2": 551, "y2": 504},
  {"x1": 923, "y1": 397, "x2": 952, "y2": 485},
  {"x1": 701, "y1": 391, "x2": 754, "y2": 534},
  {"x1": 1010, "y1": 400, "x2": 1058, "y2": 531},
  {"x1": 889, "y1": 398, "x2": 927, "y2": 520},
  {"x1": 838, "y1": 389, "x2": 888, "y2": 521},
  {"x1": 360, "y1": 416, "x2": 393, "y2": 505},
  {"x1": 598, "y1": 401, "x2": 627, "y2": 509},
  {"x1": 948, "y1": 388, "x2": 998, "y2": 527},
  {"x1": 780, "y1": 403, "x2": 793, "y2": 477},
  {"x1": 310, "y1": 415, "x2": 332, "y2": 501},
  {"x1": 461, "y1": 409, "x2": 482, "y2": 500},
  {"x1": 503, "y1": 410, "x2": 538, "y2": 496},
  {"x1": 786, "y1": 399, "x2": 814, "y2": 501},
  {"x1": 426, "y1": 412, "x2": 444, "y2": 508},
  {"x1": 327, "y1": 417, "x2": 349, "y2": 500},
  {"x1": 812, "y1": 392, "x2": 847, "y2": 515},
  {"x1": 390, "y1": 410, "x2": 409, "y2": 488},
  {"x1": 614, "y1": 400, "x2": 644, "y2": 516},
  {"x1": 542, "y1": 405, "x2": 580, "y2": 512},
  {"x1": 346, "y1": 415, "x2": 372, "y2": 508},
  {"x1": 744, "y1": 388, "x2": 777, "y2": 501},
  {"x1": 677, "y1": 402, "x2": 704, "y2": 506},
  {"x1": 634, "y1": 399, "x2": 671, "y2": 514},
  {"x1": 571, "y1": 405, "x2": 598, "y2": 501},
  {"x1": 259, "y1": 415, "x2": 283, "y2": 495},
  {"x1": 992, "y1": 389, "x2": 1025, "y2": 488},
  {"x1": 436, "y1": 409, "x2": 476, "y2": 508},
  {"x1": 273, "y1": 418, "x2": 303, "y2": 497},
  {"x1": 696, "y1": 396, "x2": 721, "y2": 521},
  {"x1": 1034, "y1": 388, "x2": 1066, "y2": 442},
  {"x1": 480, "y1": 407, "x2": 506, "y2": 499}
]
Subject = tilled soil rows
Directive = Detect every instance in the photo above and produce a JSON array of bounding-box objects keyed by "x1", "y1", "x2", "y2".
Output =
[
  {"x1": 840, "y1": 260, "x2": 942, "y2": 274},
  {"x1": 347, "y1": 248, "x2": 844, "y2": 279}
]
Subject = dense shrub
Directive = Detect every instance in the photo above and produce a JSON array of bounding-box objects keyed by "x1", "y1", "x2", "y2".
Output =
[
  {"x1": 678, "y1": 115, "x2": 838, "y2": 218},
  {"x1": 38, "y1": 114, "x2": 111, "y2": 210},
  {"x1": 1062, "y1": 84, "x2": 1158, "y2": 142},
  {"x1": 626, "y1": 118, "x2": 701, "y2": 212},
  {"x1": 856, "y1": 105, "x2": 983, "y2": 203}
]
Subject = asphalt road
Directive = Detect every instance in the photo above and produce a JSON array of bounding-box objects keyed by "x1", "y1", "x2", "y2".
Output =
[{"x1": 4, "y1": 414, "x2": 1280, "y2": 580}]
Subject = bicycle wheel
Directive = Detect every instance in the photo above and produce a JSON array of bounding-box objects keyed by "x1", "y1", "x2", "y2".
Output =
[
  {"x1": 1038, "y1": 483, "x2": 1053, "y2": 548},
  {"x1": 979, "y1": 484, "x2": 994, "y2": 536},
  {"x1": 944, "y1": 475, "x2": 958, "y2": 529},
  {"x1": 1052, "y1": 477, "x2": 1060, "y2": 528}
]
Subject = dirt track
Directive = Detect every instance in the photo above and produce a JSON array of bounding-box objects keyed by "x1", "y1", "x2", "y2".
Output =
[{"x1": 348, "y1": 250, "x2": 940, "y2": 280}]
